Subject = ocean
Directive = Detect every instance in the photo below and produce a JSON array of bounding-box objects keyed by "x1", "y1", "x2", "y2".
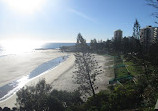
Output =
[
  {"x1": 0, "y1": 43, "x2": 75, "y2": 101},
  {"x1": 41, "y1": 43, "x2": 75, "y2": 49},
  {"x1": 0, "y1": 43, "x2": 75, "y2": 56}
]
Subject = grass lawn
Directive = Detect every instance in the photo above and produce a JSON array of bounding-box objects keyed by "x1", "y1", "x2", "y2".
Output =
[
  {"x1": 124, "y1": 61, "x2": 143, "y2": 76},
  {"x1": 114, "y1": 55, "x2": 129, "y2": 78},
  {"x1": 115, "y1": 67, "x2": 128, "y2": 78}
]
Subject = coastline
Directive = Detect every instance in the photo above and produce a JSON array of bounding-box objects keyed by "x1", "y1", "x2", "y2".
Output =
[
  {"x1": 0, "y1": 55, "x2": 69, "y2": 101},
  {"x1": 0, "y1": 49, "x2": 67, "y2": 87},
  {"x1": 0, "y1": 51, "x2": 114, "y2": 108}
]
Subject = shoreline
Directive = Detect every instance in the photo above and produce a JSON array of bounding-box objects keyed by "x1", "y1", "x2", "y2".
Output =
[
  {"x1": 0, "y1": 49, "x2": 67, "y2": 87},
  {"x1": 0, "y1": 52, "x2": 114, "y2": 108},
  {"x1": 0, "y1": 51, "x2": 75, "y2": 108},
  {"x1": 0, "y1": 55, "x2": 69, "y2": 101}
]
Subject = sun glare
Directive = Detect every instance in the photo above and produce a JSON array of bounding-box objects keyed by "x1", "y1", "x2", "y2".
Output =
[
  {"x1": 1, "y1": 39, "x2": 43, "y2": 55},
  {"x1": 2, "y1": 0, "x2": 47, "y2": 14}
]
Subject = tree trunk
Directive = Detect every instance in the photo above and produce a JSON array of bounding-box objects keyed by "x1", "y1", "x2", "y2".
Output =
[{"x1": 82, "y1": 53, "x2": 96, "y2": 97}]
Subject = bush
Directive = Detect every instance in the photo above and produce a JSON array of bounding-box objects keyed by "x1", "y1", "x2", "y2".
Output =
[
  {"x1": 16, "y1": 79, "x2": 83, "y2": 111},
  {"x1": 50, "y1": 90, "x2": 83, "y2": 108},
  {"x1": 16, "y1": 79, "x2": 64, "y2": 111},
  {"x1": 83, "y1": 84, "x2": 141, "y2": 111}
]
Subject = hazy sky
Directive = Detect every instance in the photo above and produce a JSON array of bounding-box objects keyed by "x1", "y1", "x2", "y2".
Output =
[{"x1": 0, "y1": 0, "x2": 157, "y2": 42}]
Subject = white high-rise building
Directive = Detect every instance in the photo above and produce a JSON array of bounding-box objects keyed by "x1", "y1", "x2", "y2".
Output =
[{"x1": 140, "y1": 26, "x2": 158, "y2": 46}]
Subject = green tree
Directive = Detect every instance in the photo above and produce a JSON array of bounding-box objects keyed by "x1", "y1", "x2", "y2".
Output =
[
  {"x1": 133, "y1": 19, "x2": 140, "y2": 39},
  {"x1": 113, "y1": 36, "x2": 122, "y2": 53},
  {"x1": 76, "y1": 33, "x2": 89, "y2": 53},
  {"x1": 73, "y1": 33, "x2": 103, "y2": 98},
  {"x1": 90, "y1": 39, "x2": 106, "y2": 54},
  {"x1": 16, "y1": 79, "x2": 64, "y2": 111},
  {"x1": 148, "y1": 41, "x2": 158, "y2": 65},
  {"x1": 136, "y1": 67, "x2": 158, "y2": 108},
  {"x1": 90, "y1": 39, "x2": 97, "y2": 52},
  {"x1": 50, "y1": 90, "x2": 83, "y2": 108},
  {"x1": 122, "y1": 37, "x2": 130, "y2": 54}
]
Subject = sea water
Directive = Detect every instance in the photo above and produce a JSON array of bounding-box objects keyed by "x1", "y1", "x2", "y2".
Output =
[{"x1": 0, "y1": 43, "x2": 74, "y2": 101}]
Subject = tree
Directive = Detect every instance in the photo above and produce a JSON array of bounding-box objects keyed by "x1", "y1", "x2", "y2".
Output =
[
  {"x1": 50, "y1": 90, "x2": 83, "y2": 108},
  {"x1": 122, "y1": 37, "x2": 130, "y2": 54},
  {"x1": 133, "y1": 19, "x2": 140, "y2": 39},
  {"x1": 90, "y1": 39, "x2": 97, "y2": 52},
  {"x1": 104, "y1": 39, "x2": 113, "y2": 54},
  {"x1": 76, "y1": 33, "x2": 89, "y2": 53},
  {"x1": 113, "y1": 36, "x2": 122, "y2": 53},
  {"x1": 147, "y1": 0, "x2": 158, "y2": 24},
  {"x1": 73, "y1": 33, "x2": 103, "y2": 98},
  {"x1": 16, "y1": 79, "x2": 64, "y2": 111},
  {"x1": 90, "y1": 39, "x2": 106, "y2": 54}
]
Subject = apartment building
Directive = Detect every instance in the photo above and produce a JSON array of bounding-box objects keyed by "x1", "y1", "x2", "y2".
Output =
[
  {"x1": 140, "y1": 26, "x2": 158, "y2": 48},
  {"x1": 114, "y1": 29, "x2": 123, "y2": 41}
]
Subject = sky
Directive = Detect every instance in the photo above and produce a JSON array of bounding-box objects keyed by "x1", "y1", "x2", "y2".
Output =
[{"x1": 0, "y1": 0, "x2": 157, "y2": 43}]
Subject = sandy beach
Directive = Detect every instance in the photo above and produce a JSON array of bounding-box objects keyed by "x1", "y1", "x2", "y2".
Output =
[
  {"x1": 0, "y1": 50, "x2": 114, "y2": 108},
  {"x1": 0, "y1": 50, "x2": 68, "y2": 87}
]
